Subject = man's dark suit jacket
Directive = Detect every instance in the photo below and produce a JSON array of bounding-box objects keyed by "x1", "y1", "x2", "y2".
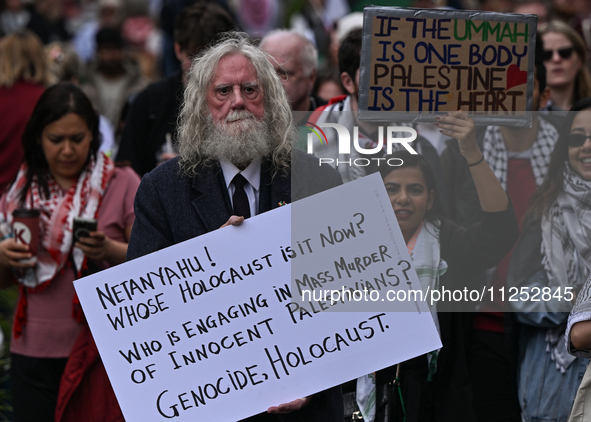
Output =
[{"x1": 127, "y1": 150, "x2": 344, "y2": 422}]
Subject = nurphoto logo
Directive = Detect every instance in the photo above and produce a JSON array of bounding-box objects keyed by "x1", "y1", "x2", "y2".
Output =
[{"x1": 304, "y1": 122, "x2": 419, "y2": 167}]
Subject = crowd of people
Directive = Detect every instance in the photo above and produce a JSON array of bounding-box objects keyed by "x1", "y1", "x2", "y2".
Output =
[{"x1": 1, "y1": 0, "x2": 591, "y2": 421}]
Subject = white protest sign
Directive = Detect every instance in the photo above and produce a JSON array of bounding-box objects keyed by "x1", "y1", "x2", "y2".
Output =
[
  {"x1": 74, "y1": 173, "x2": 441, "y2": 421},
  {"x1": 290, "y1": 173, "x2": 428, "y2": 313}
]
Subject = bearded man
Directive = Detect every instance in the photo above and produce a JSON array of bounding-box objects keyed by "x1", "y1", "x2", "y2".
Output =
[{"x1": 126, "y1": 33, "x2": 343, "y2": 421}]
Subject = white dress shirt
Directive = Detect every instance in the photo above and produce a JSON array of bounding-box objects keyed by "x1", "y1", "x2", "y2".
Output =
[{"x1": 220, "y1": 159, "x2": 261, "y2": 216}]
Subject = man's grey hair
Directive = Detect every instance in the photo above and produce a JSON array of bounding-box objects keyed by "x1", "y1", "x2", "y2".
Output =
[
  {"x1": 177, "y1": 32, "x2": 293, "y2": 176},
  {"x1": 260, "y1": 29, "x2": 318, "y2": 77}
]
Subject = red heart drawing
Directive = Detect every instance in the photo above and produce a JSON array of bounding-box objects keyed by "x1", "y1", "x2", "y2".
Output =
[{"x1": 506, "y1": 64, "x2": 528, "y2": 90}]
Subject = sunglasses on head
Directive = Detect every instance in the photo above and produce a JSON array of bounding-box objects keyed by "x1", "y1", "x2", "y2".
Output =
[
  {"x1": 543, "y1": 47, "x2": 574, "y2": 61},
  {"x1": 565, "y1": 133, "x2": 591, "y2": 147}
]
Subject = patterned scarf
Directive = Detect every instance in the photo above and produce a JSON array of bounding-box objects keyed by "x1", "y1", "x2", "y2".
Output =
[
  {"x1": 541, "y1": 165, "x2": 591, "y2": 290},
  {"x1": 1, "y1": 152, "x2": 114, "y2": 336},
  {"x1": 482, "y1": 118, "x2": 558, "y2": 190},
  {"x1": 567, "y1": 273, "x2": 591, "y2": 358},
  {"x1": 540, "y1": 165, "x2": 591, "y2": 372},
  {"x1": 408, "y1": 221, "x2": 447, "y2": 303},
  {"x1": 572, "y1": 275, "x2": 591, "y2": 319},
  {"x1": 408, "y1": 220, "x2": 446, "y2": 380},
  {"x1": 356, "y1": 221, "x2": 447, "y2": 422}
]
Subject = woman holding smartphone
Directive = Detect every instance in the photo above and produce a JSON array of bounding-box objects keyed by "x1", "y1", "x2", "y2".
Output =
[{"x1": 0, "y1": 82, "x2": 140, "y2": 421}]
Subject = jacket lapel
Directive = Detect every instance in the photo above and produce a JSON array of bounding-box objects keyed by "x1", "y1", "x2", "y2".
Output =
[
  {"x1": 190, "y1": 164, "x2": 232, "y2": 233},
  {"x1": 190, "y1": 160, "x2": 289, "y2": 231},
  {"x1": 259, "y1": 160, "x2": 291, "y2": 213}
]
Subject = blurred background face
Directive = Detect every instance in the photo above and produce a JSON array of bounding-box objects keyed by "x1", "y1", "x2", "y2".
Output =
[
  {"x1": 568, "y1": 109, "x2": 591, "y2": 180},
  {"x1": 5, "y1": 0, "x2": 23, "y2": 11},
  {"x1": 552, "y1": 0, "x2": 577, "y2": 19},
  {"x1": 513, "y1": 2, "x2": 548, "y2": 28},
  {"x1": 543, "y1": 31, "x2": 582, "y2": 89},
  {"x1": 97, "y1": 46, "x2": 124, "y2": 73},
  {"x1": 317, "y1": 80, "x2": 344, "y2": 102},
  {"x1": 262, "y1": 36, "x2": 314, "y2": 111},
  {"x1": 99, "y1": 5, "x2": 119, "y2": 26}
]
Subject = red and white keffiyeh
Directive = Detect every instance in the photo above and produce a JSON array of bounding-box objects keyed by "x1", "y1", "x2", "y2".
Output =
[{"x1": 3, "y1": 152, "x2": 115, "y2": 288}]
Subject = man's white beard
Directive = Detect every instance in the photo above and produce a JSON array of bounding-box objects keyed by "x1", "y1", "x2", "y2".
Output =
[{"x1": 201, "y1": 110, "x2": 273, "y2": 168}]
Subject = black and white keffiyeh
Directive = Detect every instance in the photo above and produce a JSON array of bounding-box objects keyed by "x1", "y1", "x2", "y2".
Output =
[
  {"x1": 567, "y1": 273, "x2": 591, "y2": 358},
  {"x1": 482, "y1": 118, "x2": 558, "y2": 190},
  {"x1": 542, "y1": 166, "x2": 591, "y2": 371},
  {"x1": 355, "y1": 221, "x2": 446, "y2": 422},
  {"x1": 541, "y1": 165, "x2": 591, "y2": 290}
]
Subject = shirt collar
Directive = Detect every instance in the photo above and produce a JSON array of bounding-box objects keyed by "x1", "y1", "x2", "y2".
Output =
[{"x1": 220, "y1": 159, "x2": 261, "y2": 191}]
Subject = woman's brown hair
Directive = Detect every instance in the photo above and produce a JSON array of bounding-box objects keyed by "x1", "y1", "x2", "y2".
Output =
[{"x1": 0, "y1": 30, "x2": 54, "y2": 88}]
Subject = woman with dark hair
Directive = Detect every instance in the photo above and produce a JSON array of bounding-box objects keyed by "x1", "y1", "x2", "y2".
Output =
[
  {"x1": 45, "y1": 41, "x2": 118, "y2": 157},
  {"x1": 356, "y1": 112, "x2": 519, "y2": 422},
  {"x1": 0, "y1": 82, "x2": 140, "y2": 421},
  {"x1": 507, "y1": 98, "x2": 591, "y2": 422}
]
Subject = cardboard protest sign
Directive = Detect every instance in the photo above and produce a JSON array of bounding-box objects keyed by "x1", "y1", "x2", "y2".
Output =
[
  {"x1": 74, "y1": 173, "x2": 441, "y2": 421},
  {"x1": 358, "y1": 7, "x2": 537, "y2": 126}
]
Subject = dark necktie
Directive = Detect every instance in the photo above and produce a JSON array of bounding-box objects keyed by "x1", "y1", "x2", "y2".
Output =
[{"x1": 232, "y1": 173, "x2": 251, "y2": 218}]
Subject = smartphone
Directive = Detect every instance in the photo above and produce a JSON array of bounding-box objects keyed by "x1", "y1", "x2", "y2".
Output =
[{"x1": 73, "y1": 217, "x2": 97, "y2": 243}]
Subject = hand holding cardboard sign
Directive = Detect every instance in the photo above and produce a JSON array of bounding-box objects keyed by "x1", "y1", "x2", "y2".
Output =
[
  {"x1": 435, "y1": 110, "x2": 480, "y2": 164},
  {"x1": 437, "y1": 110, "x2": 509, "y2": 212}
]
